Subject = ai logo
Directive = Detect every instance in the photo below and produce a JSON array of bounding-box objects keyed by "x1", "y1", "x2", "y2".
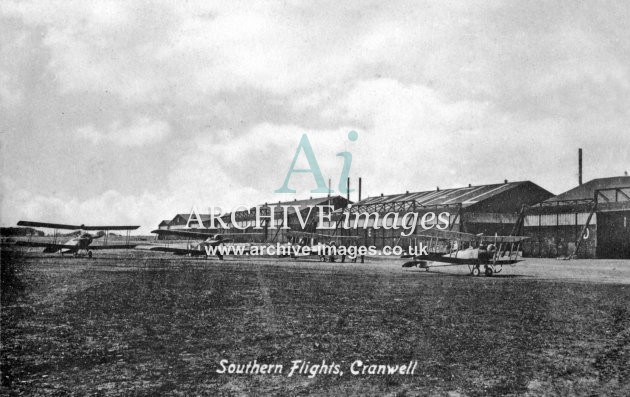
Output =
[{"x1": 275, "y1": 131, "x2": 359, "y2": 194}]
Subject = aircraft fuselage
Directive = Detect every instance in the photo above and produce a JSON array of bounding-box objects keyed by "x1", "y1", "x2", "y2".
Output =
[{"x1": 47, "y1": 233, "x2": 94, "y2": 254}]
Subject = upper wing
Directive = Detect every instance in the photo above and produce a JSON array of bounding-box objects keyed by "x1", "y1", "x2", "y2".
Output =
[
  {"x1": 406, "y1": 229, "x2": 528, "y2": 243},
  {"x1": 151, "y1": 229, "x2": 261, "y2": 240},
  {"x1": 17, "y1": 221, "x2": 139, "y2": 231},
  {"x1": 15, "y1": 241, "x2": 136, "y2": 250},
  {"x1": 286, "y1": 230, "x2": 360, "y2": 240},
  {"x1": 407, "y1": 228, "x2": 479, "y2": 242},
  {"x1": 151, "y1": 229, "x2": 217, "y2": 239},
  {"x1": 17, "y1": 221, "x2": 83, "y2": 230},
  {"x1": 81, "y1": 225, "x2": 140, "y2": 231},
  {"x1": 477, "y1": 235, "x2": 529, "y2": 243}
]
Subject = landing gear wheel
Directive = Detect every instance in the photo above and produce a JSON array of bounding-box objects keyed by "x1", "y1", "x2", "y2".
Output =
[
  {"x1": 485, "y1": 266, "x2": 493, "y2": 277},
  {"x1": 87, "y1": 250, "x2": 93, "y2": 259},
  {"x1": 472, "y1": 266, "x2": 481, "y2": 277},
  {"x1": 320, "y1": 256, "x2": 327, "y2": 262}
]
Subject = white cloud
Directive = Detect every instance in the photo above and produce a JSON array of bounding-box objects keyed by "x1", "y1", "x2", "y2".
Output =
[
  {"x1": 0, "y1": 70, "x2": 22, "y2": 108},
  {"x1": 76, "y1": 117, "x2": 171, "y2": 147},
  {"x1": 2, "y1": 122, "x2": 363, "y2": 232},
  {"x1": 2, "y1": 1, "x2": 630, "y2": 231}
]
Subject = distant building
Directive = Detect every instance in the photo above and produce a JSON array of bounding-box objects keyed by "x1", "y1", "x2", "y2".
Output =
[
  {"x1": 155, "y1": 213, "x2": 216, "y2": 240},
  {"x1": 1, "y1": 227, "x2": 45, "y2": 237},
  {"x1": 156, "y1": 196, "x2": 350, "y2": 242},
  {"x1": 218, "y1": 196, "x2": 350, "y2": 243},
  {"x1": 157, "y1": 220, "x2": 171, "y2": 230},
  {"x1": 165, "y1": 214, "x2": 191, "y2": 230},
  {"x1": 164, "y1": 213, "x2": 214, "y2": 230},
  {"x1": 523, "y1": 176, "x2": 630, "y2": 258},
  {"x1": 330, "y1": 181, "x2": 552, "y2": 249}
]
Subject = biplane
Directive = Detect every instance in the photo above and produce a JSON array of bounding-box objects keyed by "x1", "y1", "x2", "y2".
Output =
[
  {"x1": 135, "y1": 229, "x2": 231, "y2": 259},
  {"x1": 14, "y1": 221, "x2": 139, "y2": 258},
  {"x1": 135, "y1": 229, "x2": 267, "y2": 259},
  {"x1": 285, "y1": 230, "x2": 363, "y2": 262},
  {"x1": 397, "y1": 229, "x2": 528, "y2": 277}
]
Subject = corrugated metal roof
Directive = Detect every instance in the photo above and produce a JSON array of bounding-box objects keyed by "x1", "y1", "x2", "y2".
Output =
[
  {"x1": 218, "y1": 195, "x2": 348, "y2": 220},
  {"x1": 259, "y1": 196, "x2": 347, "y2": 214},
  {"x1": 355, "y1": 181, "x2": 529, "y2": 208},
  {"x1": 546, "y1": 176, "x2": 630, "y2": 202}
]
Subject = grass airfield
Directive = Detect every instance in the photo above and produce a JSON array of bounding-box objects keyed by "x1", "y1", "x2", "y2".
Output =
[{"x1": 2, "y1": 250, "x2": 629, "y2": 396}]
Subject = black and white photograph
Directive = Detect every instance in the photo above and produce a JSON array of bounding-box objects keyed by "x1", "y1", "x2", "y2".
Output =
[{"x1": 1, "y1": 1, "x2": 629, "y2": 395}]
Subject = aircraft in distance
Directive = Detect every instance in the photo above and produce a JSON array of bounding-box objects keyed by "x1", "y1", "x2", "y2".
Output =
[
  {"x1": 285, "y1": 230, "x2": 363, "y2": 262},
  {"x1": 135, "y1": 229, "x2": 262, "y2": 259},
  {"x1": 15, "y1": 221, "x2": 139, "y2": 258},
  {"x1": 397, "y1": 228, "x2": 528, "y2": 277}
]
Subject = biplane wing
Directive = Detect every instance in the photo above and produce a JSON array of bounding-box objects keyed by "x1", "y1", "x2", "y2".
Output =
[
  {"x1": 286, "y1": 230, "x2": 360, "y2": 239},
  {"x1": 150, "y1": 229, "x2": 263, "y2": 242},
  {"x1": 476, "y1": 235, "x2": 529, "y2": 243},
  {"x1": 286, "y1": 230, "x2": 361, "y2": 242},
  {"x1": 134, "y1": 244, "x2": 207, "y2": 256},
  {"x1": 407, "y1": 229, "x2": 529, "y2": 243},
  {"x1": 408, "y1": 229, "x2": 482, "y2": 242},
  {"x1": 284, "y1": 230, "x2": 365, "y2": 262},
  {"x1": 15, "y1": 220, "x2": 138, "y2": 257},
  {"x1": 151, "y1": 229, "x2": 218, "y2": 239},
  {"x1": 80, "y1": 244, "x2": 137, "y2": 250},
  {"x1": 401, "y1": 228, "x2": 528, "y2": 276},
  {"x1": 139, "y1": 230, "x2": 263, "y2": 259},
  {"x1": 17, "y1": 221, "x2": 139, "y2": 231},
  {"x1": 15, "y1": 241, "x2": 137, "y2": 250},
  {"x1": 15, "y1": 241, "x2": 81, "y2": 250}
]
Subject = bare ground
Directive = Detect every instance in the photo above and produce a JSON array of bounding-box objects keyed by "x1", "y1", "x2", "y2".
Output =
[{"x1": 2, "y1": 251, "x2": 629, "y2": 396}]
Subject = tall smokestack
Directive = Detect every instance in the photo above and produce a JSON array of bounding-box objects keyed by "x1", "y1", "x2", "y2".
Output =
[
  {"x1": 347, "y1": 177, "x2": 350, "y2": 202},
  {"x1": 579, "y1": 148, "x2": 583, "y2": 185},
  {"x1": 358, "y1": 177, "x2": 362, "y2": 202}
]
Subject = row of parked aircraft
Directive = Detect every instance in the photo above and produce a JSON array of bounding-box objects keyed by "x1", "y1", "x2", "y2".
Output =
[{"x1": 9, "y1": 219, "x2": 528, "y2": 277}]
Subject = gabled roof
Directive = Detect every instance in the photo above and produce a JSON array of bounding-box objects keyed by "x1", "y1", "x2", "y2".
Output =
[
  {"x1": 158, "y1": 219, "x2": 171, "y2": 226},
  {"x1": 546, "y1": 176, "x2": 630, "y2": 202},
  {"x1": 356, "y1": 181, "x2": 536, "y2": 208},
  {"x1": 171, "y1": 213, "x2": 212, "y2": 224}
]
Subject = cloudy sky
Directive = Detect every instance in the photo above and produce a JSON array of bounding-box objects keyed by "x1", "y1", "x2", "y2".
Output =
[{"x1": 1, "y1": 1, "x2": 629, "y2": 232}]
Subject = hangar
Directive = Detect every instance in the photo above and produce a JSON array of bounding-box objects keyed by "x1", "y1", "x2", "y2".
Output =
[
  {"x1": 523, "y1": 176, "x2": 630, "y2": 259},
  {"x1": 157, "y1": 196, "x2": 351, "y2": 242},
  {"x1": 329, "y1": 180, "x2": 552, "y2": 249},
  {"x1": 155, "y1": 213, "x2": 215, "y2": 239},
  {"x1": 157, "y1": 219, "x2": 171, "y2": 230},
  {"x1": 218, "y1": 195, "x2": 350, "y2": 242}
]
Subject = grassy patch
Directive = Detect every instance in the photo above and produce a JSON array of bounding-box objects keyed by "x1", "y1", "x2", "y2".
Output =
[{"x1": 2, "y1": 255, "x2": 629, "y2": 395}]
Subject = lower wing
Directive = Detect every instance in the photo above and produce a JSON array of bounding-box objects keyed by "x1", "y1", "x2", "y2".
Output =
[
  {"x1": 134, "y1": 244, "x2": 204, "y2": 256},
  {"x1": 15, "y1": 241, "x2": 136, "y2": 251},
  {"x1": 15, "y1": 241, "x2": 78, "y2": 251},
  {"x1": 88, "y1": 244, "x2": 137, "y2": 250}
]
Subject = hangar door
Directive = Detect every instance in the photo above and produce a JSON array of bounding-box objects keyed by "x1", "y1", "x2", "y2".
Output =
[{"x1": 596, "y1": 211, "x2": 630, "y2": 259}]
